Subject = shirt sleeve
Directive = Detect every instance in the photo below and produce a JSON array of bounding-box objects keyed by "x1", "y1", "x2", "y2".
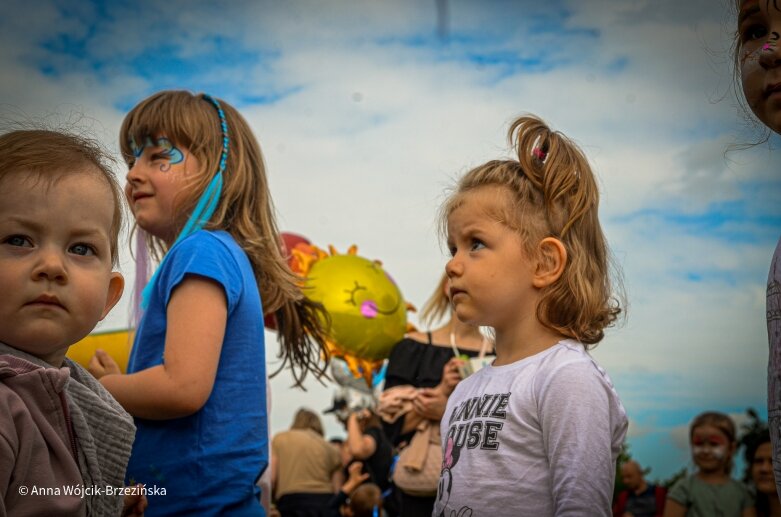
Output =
[
  {"x1": 158, "y1": 232, "x2": 243, "y2": 313},
  {"x1": 666, "y1": 476, "x2": 690, "y2": 506},
  {"x1": 536, "y1": 359, "x2": 622, "y2": 516}
]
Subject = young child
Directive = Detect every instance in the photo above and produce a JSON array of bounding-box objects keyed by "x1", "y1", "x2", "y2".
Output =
[
  {"x1": 0, "y1": 129, "x2": 144, "y2": 516},
  {"x1": 432, "y1": 115, "x2": 628, "y2": 515},
  {"x1": 88, "y1": 90, "x2": 329, "y2": 515},
  {"x1": 664, "y1": 411, "x2": 753, "y2": 516},
  {"x1": 735, "y1": 0, "x2": 781, "y2": 498}
]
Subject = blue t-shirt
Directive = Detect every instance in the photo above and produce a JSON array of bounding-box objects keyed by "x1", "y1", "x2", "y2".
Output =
[{"x1": 126, "y1": 230, "x2": 267, "y2": 516}]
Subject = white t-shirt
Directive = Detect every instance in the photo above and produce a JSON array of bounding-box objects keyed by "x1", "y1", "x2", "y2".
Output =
[{"x1": 433, "y1": 339, "x2": 627, "y2": 517}]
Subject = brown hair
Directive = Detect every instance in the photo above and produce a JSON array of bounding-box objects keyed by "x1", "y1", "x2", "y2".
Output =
[
  {"x1": 120, "y1": 90, "x2": 329, "y2": 386},
  {"x1": 0, "y1": 129, "x2": 123, "y2": 265},
  {"x1": 348, "y1": 483, "x2": 382, "y2": 517},
  {"x1": 440, "y1": 115, "x2": 622, "y2": 346},
  {"x1": 690, "y1": 411, "x2": 737, "y2": 474},
  {"x1": 291, "y1": 408, "x2": 325, "y2": 436}
]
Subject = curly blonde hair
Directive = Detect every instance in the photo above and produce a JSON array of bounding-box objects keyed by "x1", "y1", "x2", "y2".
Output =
[
  {"x1": 440, "y1": 115, "x2": 623, "y2": 346},
  {"x1": 120, "y1": 90, "x2": 329, "y2": 385}
]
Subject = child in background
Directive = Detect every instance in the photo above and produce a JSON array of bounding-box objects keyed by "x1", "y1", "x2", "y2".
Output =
[
  {"x1": 0, "y1": 129, "x2": 144, "y2": 516},
  {"x1": 88, "y1": 90, "x2": 329, "y2": 515},
  {"x1": 433, "y1": 115, "x2": 627, "y2": 515},
  {"x1": 734, "y1": 0, "x2": 781, "y2": 497},
  {"x1": 663, "y1": 411, "x2": 753, "y2": 516},
  {"x1": 743, "y1": 429, "x2": 781, "y2": 517}
]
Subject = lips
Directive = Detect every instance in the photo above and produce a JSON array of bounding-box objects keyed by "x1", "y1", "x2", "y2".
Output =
[
  {"x1": 27, "y1": 294, "x2": 65, "y2": 310},
  {"x1": 450, "y1": 287, "x2": 466, "y2": 299},
  {"x1": 765, "y1": 82, "x2": 781, "y2": 97},
  {"x1": 132, "y1": 192, "x2": 153, "y2": 202}
]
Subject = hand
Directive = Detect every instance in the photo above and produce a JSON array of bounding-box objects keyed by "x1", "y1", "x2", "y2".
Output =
[
  {"x1": 439, "y1": 357, "x2": 465, "y2": 396},
  {"x1": 342, "y1": 460, "x2": 370, "y2": 494},
  {"x1": 88, "y1": 349, "x2": 121, "y2": 379},
  {"x1": 413, "y1": 387, "x2": 449, "y2": 421},
  {"x1": 348, "y1": 408, "x2": 370, "y2": 422},
  {"x1": 122, "y1": 484, "x2": 148, "y2": 516}
]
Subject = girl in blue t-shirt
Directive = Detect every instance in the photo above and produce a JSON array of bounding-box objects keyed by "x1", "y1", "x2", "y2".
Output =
[{"x1": 89, "y1": 90, "x2": 329, "y2": 515}]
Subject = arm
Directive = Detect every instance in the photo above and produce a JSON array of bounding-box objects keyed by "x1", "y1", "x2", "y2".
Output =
[
  {"x1": 540, "y1": 360, "x2": 624, "y2": 515},
  {"x1": 96, "y1": 276, "x2": 227, "y2": 419},
  {"x1": 346, "y1": 411, "x2": 377, "y2": 460},
  {"x1": 662, "y1": 499, "x2": 687, "y2": 517}
]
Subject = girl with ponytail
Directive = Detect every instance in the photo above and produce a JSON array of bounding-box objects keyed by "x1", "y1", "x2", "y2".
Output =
[{"x1": 433, "y1": 114, "x2": 627, "y2": 515}]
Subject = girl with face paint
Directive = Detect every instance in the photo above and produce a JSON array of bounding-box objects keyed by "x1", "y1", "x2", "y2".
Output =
[
  {"x1": 663, "y1": 412, "x2": 754, "y2": 517},
  {"x1": 735, "y1": 0, "x2": 781, "y2": 504}
]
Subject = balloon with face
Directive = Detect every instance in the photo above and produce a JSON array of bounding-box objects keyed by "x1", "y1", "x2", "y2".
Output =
[{"x1": 304, "y1": 252, "x2": 407, "y2": 363}]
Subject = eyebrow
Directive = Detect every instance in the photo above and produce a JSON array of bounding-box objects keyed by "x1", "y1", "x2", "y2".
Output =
[
  {"x1": 739, "y1": 3, "x2": 761, "y2": 25},
  {"x1": 6, "y1": 216, "x2": 109, "y2": 240}
]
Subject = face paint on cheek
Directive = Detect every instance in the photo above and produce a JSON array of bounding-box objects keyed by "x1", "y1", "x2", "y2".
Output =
[{"x1": 692, "y1": 444, "x2": 727, "y2": 460}]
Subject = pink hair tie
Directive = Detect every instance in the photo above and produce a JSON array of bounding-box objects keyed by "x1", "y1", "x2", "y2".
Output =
[{"x1": 533, "y1": 147, "x2": 547, "y2": 161}]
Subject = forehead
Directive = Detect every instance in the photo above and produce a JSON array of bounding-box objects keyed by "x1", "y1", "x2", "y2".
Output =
[
  {"x1": 449, "y1": 186, "x2": 512, "y2": 222},
  {"x1": 692, "y1": 424, "x2": 729, "y2": 441}
]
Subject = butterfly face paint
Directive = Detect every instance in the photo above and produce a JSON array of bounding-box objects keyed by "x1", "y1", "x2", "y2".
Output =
[{"x1": 129, "y1": 136, "x2": 185, "y2": 172}]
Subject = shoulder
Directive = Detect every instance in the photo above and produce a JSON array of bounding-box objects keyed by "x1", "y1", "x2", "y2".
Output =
[
  {"x1": 171, "y1": 230, "x2": 242, "y2": 263},
  {"x1": 667, "y1": 475, "x2": 694, "y2": 502},
  {"x1": 535, "y1": 341, "x2": 618, "y2": 391}
]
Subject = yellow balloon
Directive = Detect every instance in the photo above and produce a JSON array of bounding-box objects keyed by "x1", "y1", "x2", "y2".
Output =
[
  {"x1": 304, "y1": 254, "x2": 406, "y2": 361},
  {"x1": 67, "y1": 329, "x2": 132, "y2": 373}
]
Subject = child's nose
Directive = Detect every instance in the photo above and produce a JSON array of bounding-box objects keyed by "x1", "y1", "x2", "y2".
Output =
[
  {"x1": 760, "y1": 36, "x2": 781, "y2": 68},
  {"x1": 445, "y1": 255, "x2": 462, "y2": 278},
  {"x1": 33, "y1": 248, "x2": 67, "y2": 283}
]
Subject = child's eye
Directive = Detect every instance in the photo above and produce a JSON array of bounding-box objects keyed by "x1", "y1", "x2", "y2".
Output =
[
  {"x1": 470, "y1": 239, "x2": 486, "y2": 252},
  {"x1": 447, "y1": 245, "x2": 457, "y2": 257},
  {"x1": 70, "y1": 243, "x2": 97, "y2": 256},
  {"x1": 3, "y1": 235, "x2": 32, "y2": 248},
  {"x1": 741, "y1": 23, "x2": 768, "y2": 43}
]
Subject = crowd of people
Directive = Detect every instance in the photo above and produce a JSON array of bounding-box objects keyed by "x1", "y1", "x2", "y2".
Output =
[{"x1": 0, "y1": 0, "x2": 780, "y2": 515}]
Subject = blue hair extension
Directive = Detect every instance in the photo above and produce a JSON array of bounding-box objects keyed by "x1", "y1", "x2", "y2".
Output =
[{"x1": 140, "y1": 94, "x2": 229, "y2": 309}]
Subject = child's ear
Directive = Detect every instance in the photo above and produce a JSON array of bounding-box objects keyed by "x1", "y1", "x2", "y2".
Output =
[
  {"x1": 100, "y1": 272, "x2": 125, "y2": 320},
  {"x1": 532, "y1": 237, "x2": 567, "y2": 289}
]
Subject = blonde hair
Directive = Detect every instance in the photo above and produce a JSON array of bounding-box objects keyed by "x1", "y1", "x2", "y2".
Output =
[
  {"x1": 291, "y1": 408, "x2": 325, "y2": 436},
  {"x1": 419, "y1": 272, "x2": 450, "y2": 327},
  {"x1": 440, "y1": 115, "x2": 622, "y2": 346},
  {"x1": 120, "y1": 90, "x2": 329, "y2": 385},
  {"x1": 0, "y1": 129, "x2": 123, "y2": 266}
]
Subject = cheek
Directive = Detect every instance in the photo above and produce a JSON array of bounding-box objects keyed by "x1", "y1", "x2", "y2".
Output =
[{"x1": 740, "y1": 49, "x2": 764, "y2": 100}]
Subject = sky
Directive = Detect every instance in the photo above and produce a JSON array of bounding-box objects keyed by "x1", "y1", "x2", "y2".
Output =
[{"x1": 2, "y1": 0, "x2": 780, "y2": 481}]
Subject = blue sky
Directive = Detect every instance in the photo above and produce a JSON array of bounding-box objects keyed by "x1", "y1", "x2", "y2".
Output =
[{"x1": 2, "y1": 0, "x2": 781, "y2": 481}]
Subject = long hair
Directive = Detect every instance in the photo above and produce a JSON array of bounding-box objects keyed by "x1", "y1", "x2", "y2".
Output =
[
  {"x1": 440, "y1": 115, "x2": 623, "y2": 346},
  {"x1": 419, "y1": 272, "x2": 450, "y2": 328},
  {"x1": 120, "y1": 90, "x2": 329, "y2": 386}
]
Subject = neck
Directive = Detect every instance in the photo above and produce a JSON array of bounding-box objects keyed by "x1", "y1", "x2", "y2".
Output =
[
  {"x1": 633, "y1": 481, "x2": 648, "y2": 495},
  {"x1": 492, "y1": 314, "x2": 566, "y2": 366}
]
